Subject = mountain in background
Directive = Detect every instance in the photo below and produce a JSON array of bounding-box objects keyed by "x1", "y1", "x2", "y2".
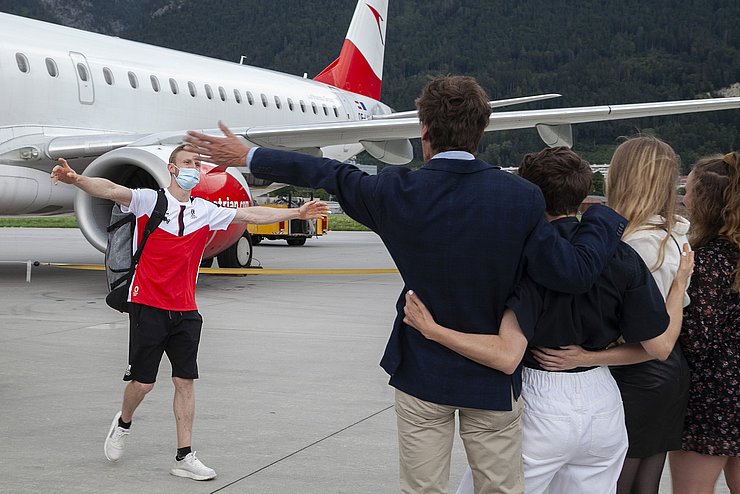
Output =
[{"x1": 1, "y1": 0, "x2": 738, "y2": 168}]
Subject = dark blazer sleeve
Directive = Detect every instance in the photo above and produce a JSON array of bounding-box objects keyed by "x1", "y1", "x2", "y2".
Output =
[
  {"x1": 250, "y1": 147, "x2": 380, "y2": 230},
  {"x1": 522, "y1": 189, "x2": 627, "y2": 294}
]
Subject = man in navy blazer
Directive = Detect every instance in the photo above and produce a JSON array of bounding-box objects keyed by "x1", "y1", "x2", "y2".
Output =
[{"x1": 186, "y1": 76, "x2": 626, "y2": 494}]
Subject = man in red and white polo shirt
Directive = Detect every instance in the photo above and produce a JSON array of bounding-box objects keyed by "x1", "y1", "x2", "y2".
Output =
[{"x1": 51, "y1": 145, "x2": 328, "y2": 481}]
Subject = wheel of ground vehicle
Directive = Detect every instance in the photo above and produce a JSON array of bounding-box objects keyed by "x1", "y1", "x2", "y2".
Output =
[
  {"x1": 251, "y1": 234, "x2": 262, "y2": 245},
  {"x1": 286, "y1": 237, "x2": 307, "y2": 246},
  {"x1": 217, "y1": 232, "x2": 253, "y2": 267},
  {"x1": 200, "y1": 257, "x2": 214, "y2": 268}
]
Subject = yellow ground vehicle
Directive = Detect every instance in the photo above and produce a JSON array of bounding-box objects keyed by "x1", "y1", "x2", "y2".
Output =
[{"x1": 247, "y1": 197, "x2": 328, "y2": 246}]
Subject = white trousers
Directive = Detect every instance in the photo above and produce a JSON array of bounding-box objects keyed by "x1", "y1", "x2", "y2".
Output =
[{"x1": 455, "y1": 366, "x2": 627, "y2": 494}]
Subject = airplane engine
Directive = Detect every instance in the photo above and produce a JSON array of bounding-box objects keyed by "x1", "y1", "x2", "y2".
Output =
[{"x1": 76, "y1": 145, "x2": 253, "y2": 267}]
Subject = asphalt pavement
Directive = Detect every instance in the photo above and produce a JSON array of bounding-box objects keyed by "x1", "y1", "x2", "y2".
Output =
[{"x1": 0, "y1": 229, "x2": 729, "y2": 493}]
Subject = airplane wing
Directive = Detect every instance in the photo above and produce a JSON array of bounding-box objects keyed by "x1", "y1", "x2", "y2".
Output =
[
  {"x1": 373, "y1": 94, "x2": 563, "y2": 120},
  {"x1": 485, "y1": 97, "x2": 740, "y2": 130},
  {"x1": 242, "y1": 96, "x2": 740, "y2": 149},
  {"x1": 42, "y1": 96, "x2": 740, "y2": 161}
]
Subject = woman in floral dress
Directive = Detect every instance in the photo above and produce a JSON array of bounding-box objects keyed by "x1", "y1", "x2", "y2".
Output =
[{"x1": 670, "y1": 152, "x2": 740, "y2": 493}]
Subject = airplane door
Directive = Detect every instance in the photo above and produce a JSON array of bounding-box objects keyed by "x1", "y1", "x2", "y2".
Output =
[
  {"x1": 69, "y1": 52, "x2": 94, "y2": 105},
  {"x1": 331, "y1": 89, "x2": 356, "y2": 121}
]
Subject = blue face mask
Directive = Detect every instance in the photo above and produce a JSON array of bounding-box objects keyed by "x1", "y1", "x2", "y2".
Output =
[{"x1": 173, "y1": 166, "x2": 200, "y2": 191}]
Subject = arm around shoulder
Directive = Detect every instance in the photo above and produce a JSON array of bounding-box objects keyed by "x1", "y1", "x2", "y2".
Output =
[{"x1": 524, "y1": 199, "x2": 627, "y2": 293}]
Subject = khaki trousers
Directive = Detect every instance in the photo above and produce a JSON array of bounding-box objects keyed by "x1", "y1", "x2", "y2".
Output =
[{"x1": 395, "y1": 389, "x2": 524, "y2": 494}]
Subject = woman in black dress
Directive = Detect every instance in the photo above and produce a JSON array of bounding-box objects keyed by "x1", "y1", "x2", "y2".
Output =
[{"x1": 669, "y1": 152, "x2": 740, "y2": 493}]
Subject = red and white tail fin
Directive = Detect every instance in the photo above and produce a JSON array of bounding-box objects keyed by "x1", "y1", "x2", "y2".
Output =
[{"x1": 314, "y1": 0, "x2": 387, "y2": 100}]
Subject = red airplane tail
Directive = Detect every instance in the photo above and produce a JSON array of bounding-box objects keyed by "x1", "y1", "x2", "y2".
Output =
[{"x1": 314, "y1": 0, "x2": 387, "y2": 100}]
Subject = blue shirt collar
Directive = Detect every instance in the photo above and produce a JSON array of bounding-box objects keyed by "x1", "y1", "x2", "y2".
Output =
[{"x1": 431, "y1": 151, "x2": 475, "y2": 160}]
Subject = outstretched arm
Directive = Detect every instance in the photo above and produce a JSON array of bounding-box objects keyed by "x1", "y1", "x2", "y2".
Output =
[
  {"x1": 532, "y1": 245, "x2": 694, "y2": 371},
  {"x1": 232, "y1": 200, "x2": 329, "y2": 225},
  {"x1": 51, "y1": 158, "x2": 132, "y2": 207},
  {"x1": 188, "y1": 122, "x2": 381, "y2": 230},
  {"x1": 403, "y1": 291, "x2": 527, "y2": 375}
]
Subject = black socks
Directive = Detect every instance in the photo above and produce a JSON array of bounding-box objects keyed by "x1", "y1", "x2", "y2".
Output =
[
  {"x1": 176, "y1": 446, "x2": 192, "y2": 461},
  {"x1": 115, "y1": 417, "x2": 191, "y2": 461}
]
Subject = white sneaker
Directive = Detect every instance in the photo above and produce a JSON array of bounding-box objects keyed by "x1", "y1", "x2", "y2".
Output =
[
  {"x1": 171, "y1": 452, "x2": 217, "y2": 481},
  {"x1": 104, "y1": 411, "x2": 129, "y2": 462}
]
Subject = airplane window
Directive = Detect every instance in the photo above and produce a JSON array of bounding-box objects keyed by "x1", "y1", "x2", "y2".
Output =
[
  {"x1": 205, "y1": 84, "x2": 213, "y2": 100},
  {"x1": 45, "y1": 58, "x2": 58, "y2": 77},
  {"x1": 246, "y1": 91, "x2": 254, "y2": 105},
  {"x1": 150, "y1": 75, "x2": 160, "y2": 92},
  {"x1": 300, "y1": 100, "x2": 306, "y2": 113},
  {"x1": 15, "y1": 53, "x2": 29, "y2": 73},
  {"x1": 311, "y1": 102, "x2": 318, "y2": 115},
  {"x1": 128, "y1": 71, "x2": 138, "y2": 89},
  {"x1": 169, "y1": 78, "x2": 178, "y2": 94},
  {"x1": 322, "y1": 104, "x2": 328, "y2": 116},
  {"x1": 333, "y1": 106, "x2": 339, "y2": 118},
  {"x1": 188, "y1": 81, "x2": 197, "y2": 97},
  {"x1": 234, "y1": 89, "x2": 242, "y2": 104},
  {"x1": 261, "y1": 93, "x2": 268, "y2": 108},
  {"x1": 218, "y1": 86, "x2": 227, "y2": 101},
  {"x1": 274, "y1": 96, "x2": 282, "y2": 109},
  {"x1": 287, "y1": 98, "x2": 294, "y2": 111},
  {"x1": 103, "y1": 67, "x2": 114, "y2": 85},
  {"x1": 76, "y1": 63, "x2": 89, "y2": 82}
]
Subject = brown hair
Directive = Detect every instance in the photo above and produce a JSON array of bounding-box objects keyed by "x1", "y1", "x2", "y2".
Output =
[
  {"x1": 415, "y1": 76, "x2": 491, "y2": 154},
  {"x1": 168, "y1": 144, "x2": 189, "y2": 165},
  {"x1": 688, "y1": 151, "x2": 740, "y2": 291},
  {"x1": 606, "y1": 136, "x2": 680, "y2": 271},
  {"x1": 518, "y1": 147, "x2": 592, "y2": 216}
]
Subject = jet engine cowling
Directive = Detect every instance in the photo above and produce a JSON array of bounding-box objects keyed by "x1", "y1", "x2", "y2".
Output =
[{"x1": 76, "y1": 145, "x2": 252, "y2": 266}]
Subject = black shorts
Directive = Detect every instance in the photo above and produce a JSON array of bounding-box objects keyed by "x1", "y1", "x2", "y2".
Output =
[{"x1": 125, "y1": 303, "x2": 203, "y2": 383}]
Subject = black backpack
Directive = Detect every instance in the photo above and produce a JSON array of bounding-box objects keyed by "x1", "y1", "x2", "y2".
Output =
[{"x1": 104, "y1": 189, "x2": 167, "y2": 312}]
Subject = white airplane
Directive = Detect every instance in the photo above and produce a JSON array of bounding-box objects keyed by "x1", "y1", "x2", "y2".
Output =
[{"x1": 1, "y1": 0, "x2": 739, "y2": 267}]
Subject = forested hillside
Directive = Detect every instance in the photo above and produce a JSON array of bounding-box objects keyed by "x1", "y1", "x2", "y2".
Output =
[{"x1": 2, "y1": 0, "x2": 738, "y2": 169}]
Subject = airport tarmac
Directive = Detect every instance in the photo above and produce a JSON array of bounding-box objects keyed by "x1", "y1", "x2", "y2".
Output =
[{"x1": 0, "y1": 229, "x2": 729, "y2": 493}]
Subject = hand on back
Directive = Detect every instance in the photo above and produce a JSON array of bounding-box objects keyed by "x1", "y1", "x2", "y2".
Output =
[{"x1": 674, "y1": 243, "x2": 694, "y2": 288}]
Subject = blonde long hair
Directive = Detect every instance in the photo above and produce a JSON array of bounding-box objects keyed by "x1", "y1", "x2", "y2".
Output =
[
  {"x1": 606, "y1": 136, "x2": 680, "y2": 271},
  {"x1": 689, "y1": 151, "x2": 740, "y2": 291}
]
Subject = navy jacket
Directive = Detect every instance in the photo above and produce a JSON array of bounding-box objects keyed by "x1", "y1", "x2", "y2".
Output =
[{"x1": 251, "y1": 148, "x2": 626, "y2": 410}]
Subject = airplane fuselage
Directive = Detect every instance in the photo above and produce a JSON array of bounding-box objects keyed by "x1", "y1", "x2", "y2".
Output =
[
  {"x1": 1, "y1": 1, "x2": 737, "y2": 258},
  {"x1": 0, "y1": 13, "x2": 389, "y2": 215}
]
